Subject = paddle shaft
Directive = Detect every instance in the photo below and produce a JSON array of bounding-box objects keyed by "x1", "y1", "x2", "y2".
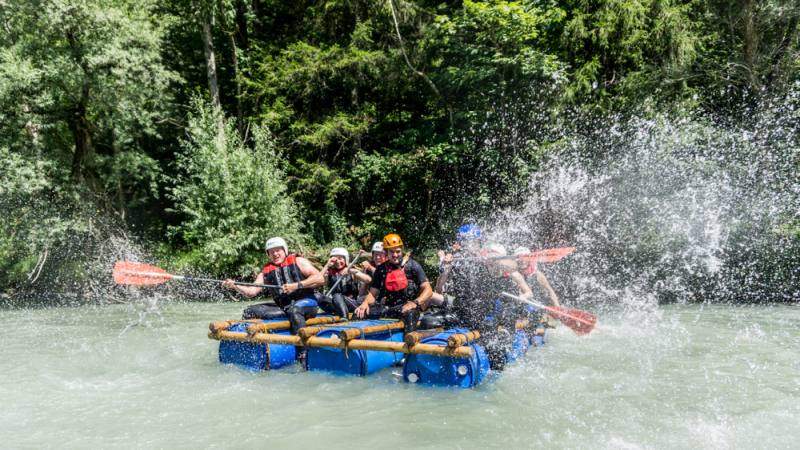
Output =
[
  {"x1": 500, "y1": 292, "x2": 590, "y2": 325},
  {"x1": 145, "y1": 272, "x2": 279, "y2": 289}
]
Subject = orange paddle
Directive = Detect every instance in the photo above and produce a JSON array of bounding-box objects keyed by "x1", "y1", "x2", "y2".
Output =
[
  {"x1": 501, "y1": 292, "x2": 597, "y2": 336},
  {"x1": 112, "y1": 261, "x2": 279, "y2": 288}
]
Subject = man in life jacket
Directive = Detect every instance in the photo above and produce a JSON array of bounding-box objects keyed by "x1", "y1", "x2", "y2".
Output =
[
  {"x1": 446, "y1": 243, "x2": 533, "y2": 370},
  {"x1": 319, "y1": 247, "x2": 371, "y2": 317},
  {"x1": 360, "y1": 242, "x2": 387, "y2": 277},
  {"x1": 222, "y1": 237, "x2": 325, "y2": 335},
  {"x1": 431, "y1": 223, "x2": 484, "y2": 307},
  {"x1": 354, "y1": 233, "x2": 432, "y2": 333}
]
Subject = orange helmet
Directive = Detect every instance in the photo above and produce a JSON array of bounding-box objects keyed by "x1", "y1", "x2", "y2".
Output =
[{"x1": 382, "y1": 233, "x2": 404, "y2": 250}]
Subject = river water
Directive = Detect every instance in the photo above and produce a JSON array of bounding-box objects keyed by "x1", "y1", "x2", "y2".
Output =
[{"x1": 2, "y1": 301, "x2": 798, "y2": 449}]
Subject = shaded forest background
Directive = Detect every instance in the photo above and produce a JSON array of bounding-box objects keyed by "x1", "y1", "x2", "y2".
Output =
[{"x1": 1, "y1": 0, "x2": 798, "y2": 301}]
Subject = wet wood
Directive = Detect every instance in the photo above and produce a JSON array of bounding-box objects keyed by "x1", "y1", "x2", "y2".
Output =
[
  {"x1": 447, "y1": 331, "x2": 481, "y2": 348},
  {"x1": 338, "y1": 321, "x2": 405, "y2": 341},
  {"x1": 404, "y1": 329, "x2": 443, "y2": 346},
  {"x1": 245, "y1": 316, "x2": 342, "y2": 334},
  {"x1": 210, "y1": 330, "x2": 474, "y2": 358}
]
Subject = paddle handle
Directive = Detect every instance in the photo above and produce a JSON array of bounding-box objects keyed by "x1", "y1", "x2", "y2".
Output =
[{"x1": 174, "y1": 275, "x2": 279, "y2": 289}]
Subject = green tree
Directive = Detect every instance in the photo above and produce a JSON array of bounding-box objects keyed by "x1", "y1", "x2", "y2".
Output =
[
  {"x1": 0, "y1": 0, "x2": 177, "y2": 209},
  {"x1": 167, "y1": 99, "x2": 305, "y2": 274}
]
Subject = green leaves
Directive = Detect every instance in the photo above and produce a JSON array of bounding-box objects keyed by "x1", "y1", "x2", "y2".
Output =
[{"x1": 167, "y1": 99, "x2": 304, "y2": 275}]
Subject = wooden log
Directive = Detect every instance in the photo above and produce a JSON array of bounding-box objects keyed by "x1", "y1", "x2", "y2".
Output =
[
  {"x1": 447, "y1": 331, "x2": 481, "y2": 348},
  {"x1": 209, "y1": 319, "x2": 262, "y2": 333},
  {"x1": 338, "y1": 321, "x2": 405, "y2": 341},
  {"x1": 210, "y1": 330, "x2": 474, "y2": 358},
  {"x1": 245, "y1": 316, "x2": 342, "y2": 335},
  {"x1": 404, "y1": 329, "x2": 443, "y2": 346}
]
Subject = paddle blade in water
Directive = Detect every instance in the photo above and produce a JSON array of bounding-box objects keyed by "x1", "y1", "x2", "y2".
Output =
[
  {"x1": 545, "y1": 305, "x2": 597, "y2": 335},
  {"x1": 113, "y1": 261, "x2": 173, "y2": 286}
]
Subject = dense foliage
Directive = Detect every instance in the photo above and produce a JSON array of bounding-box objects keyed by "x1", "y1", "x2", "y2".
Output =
[{"x1": 1, "y1": 0, "x2": 797, "y2": 301}]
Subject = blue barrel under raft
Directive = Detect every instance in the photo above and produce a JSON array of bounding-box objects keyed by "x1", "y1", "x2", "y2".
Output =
[
  {"x1": 306, "y1": 320, "x2": 404, "y2": 376},
  {"x1": 214, "y1": 320, "x2": 546, "y2": 387},
  {"x1": 402, "y1": 328, "x2": 546, "y2": 388},
  {"x1": 218, "y1": 320, "x2": 296, "y2": 371}
]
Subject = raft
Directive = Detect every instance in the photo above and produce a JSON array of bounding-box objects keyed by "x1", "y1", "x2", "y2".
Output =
[{"x1": 209, "y1": 315, "x2": 546, "y2": 388}]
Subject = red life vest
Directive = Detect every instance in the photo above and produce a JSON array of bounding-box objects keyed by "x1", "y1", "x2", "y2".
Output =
[
  {"x1": 261, "y1": 254, "x2": 313, "y2": 304},
  {"x1": 385, "y1": 266, "x2": 409, "y2": 292}
]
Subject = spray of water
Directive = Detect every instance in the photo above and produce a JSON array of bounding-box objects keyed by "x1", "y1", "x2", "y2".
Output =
[{"x1": 479, "y1": 89, "x2": 799, "y2": 312}]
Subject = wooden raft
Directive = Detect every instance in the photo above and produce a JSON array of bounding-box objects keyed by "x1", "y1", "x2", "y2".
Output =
[{"x1": 209, "y1": 330, "x2": 474, "y2": 358}]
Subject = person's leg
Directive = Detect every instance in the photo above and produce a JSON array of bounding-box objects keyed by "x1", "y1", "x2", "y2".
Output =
[
  {"x1": 242, "y1": 302, "x2": 284, "y2": 320},
  {"x1": 317, "y1": 293, "x2": 349, "y2": 318},
  {"x1": 284, "y1": 298, "x2": 319, "y2": 334}
]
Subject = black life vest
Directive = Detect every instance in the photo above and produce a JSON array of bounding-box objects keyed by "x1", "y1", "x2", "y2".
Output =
[
  {"x1": 262, "y1": 254, "x2": 315, "y2": 306},
  {"x1": 326, "y1": 270, "x2": 359, "y2": 297}
]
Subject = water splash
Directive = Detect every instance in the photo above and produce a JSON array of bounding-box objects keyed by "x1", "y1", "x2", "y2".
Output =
[{"x1": 478, "y1": 90, "x2": 799, "y2": 308}]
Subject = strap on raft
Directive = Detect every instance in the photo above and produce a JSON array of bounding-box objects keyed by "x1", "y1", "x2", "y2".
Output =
[{"x1": 210, "y1": 330, "x2": 474, "y2": 358}]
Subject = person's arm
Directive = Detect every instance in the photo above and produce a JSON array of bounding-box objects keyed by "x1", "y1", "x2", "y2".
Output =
[
  {"x1": 402, "y1": 261, "x2": 432, "y2": 312},
  {"x1": 434, "y1": 252, "x2": 454, "y2": 294},
  {"x1": 349, "y1": 267, "x2": 372, "y2": 284},
  {"x1": 222, "y1": 272, "x2": 265, "y2": 298},
  {"x1": 535, "y1": 270, "x2": 560, "y2": 306},
  {"x1": 509, "y1": 271, "x2": 533, "y2": 299},
  {"x1": 355, "y1": 287, "x2": 379, "y2": 318},
  {"x1": 281, "y1": 257, "x2": 325, "y2": 294}
]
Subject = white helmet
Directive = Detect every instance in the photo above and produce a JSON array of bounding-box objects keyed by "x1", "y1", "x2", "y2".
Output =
[
  {"x1": 513, "y1": 246, "x2": 531, "y2": 256},
  {"x1": 265, "y1": 237, "x2": 288, "y2": 254},
  {"x1": 371, "y1": 242, "x2": 384, "y2": 253},
  {"x1": 485, "y1": 243, "x2": 508, "y2": 256},
  {"x1": 329, "y1": 247, "x2": 349, "y2": 265}
]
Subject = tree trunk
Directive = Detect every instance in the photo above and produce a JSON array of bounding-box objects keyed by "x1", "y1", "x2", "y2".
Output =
[
  {"x1": 741, "y1": 0, "x2": 760, "y2": 90},
  {"x1": 201, "y1": 17, "x2": 221, "y2": 108},
  {"x1": 69, "y1": 95, "x2": 91, "y2": 182},
  {"x1": 66, "y1": 27, "x2": 93, "y2": 182}
]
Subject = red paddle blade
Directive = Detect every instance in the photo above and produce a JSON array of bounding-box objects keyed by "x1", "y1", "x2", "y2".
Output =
[
  {"x1": 528, "y1": 247, "x2": 576, "y2": 263},
  {"x1": 113, "y1": 261, "x2": 173, "y2": 286},
  {"x1": 545, "y1": 305, "x2": 597, "y2": 335}
]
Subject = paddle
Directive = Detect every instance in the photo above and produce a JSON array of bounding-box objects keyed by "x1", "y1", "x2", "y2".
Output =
[
  {"x1": 500, "y1": 292, "x2": 597, "y2": 336},
  {"x1": 454, "y1": 246, "x2": 576, "y2": 263},
  {"x1": 112, "y1": 261, "x2": 280, "y2": 288}
]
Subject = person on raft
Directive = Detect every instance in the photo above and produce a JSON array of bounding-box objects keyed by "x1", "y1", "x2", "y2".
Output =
[
  {"x1": 512, "y1": 246, "x2": 561, "y2": 307},
  {"x1": 319, "y1": 247, "x2": 372, "y2": 317},
  {"x1": 221, "y1": 237, "x2": 324, "y2": 335},
  {"x1": 359, "y1": 241, "x2": 387, "y2": 277},
  {"x1": 354, "y1": 233, "x2": 432, "y2": 333},
  {"x1": 445, "y1": 242, "x2": 534, "y2": 370},
  {"x1": 430, "y1": 222, "x2": 484, "y2": 308}
]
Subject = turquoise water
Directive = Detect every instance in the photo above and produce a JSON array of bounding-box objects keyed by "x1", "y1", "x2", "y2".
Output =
[{"x1": 2, "y1": 301, "x2": 798, "y2": 448}]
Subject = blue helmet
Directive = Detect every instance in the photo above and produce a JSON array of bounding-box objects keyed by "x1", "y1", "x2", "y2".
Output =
[{"x1": 456, "y1": 223, "x2": 482, "y2": 241}]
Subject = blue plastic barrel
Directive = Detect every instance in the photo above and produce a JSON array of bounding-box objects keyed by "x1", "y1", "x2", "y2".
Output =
[
  {"x1": 218, "y1": 321, "x2": 296, "y2": 371},
  {"x1": 505, "y1": 330, "x2": 532, "y2": 363},
  {"x1": 306, "y1": 320, "x2": 404, "y2": 376},
  {"x1": 402, "y1": 328, "x2": 491, "y2": 388}
]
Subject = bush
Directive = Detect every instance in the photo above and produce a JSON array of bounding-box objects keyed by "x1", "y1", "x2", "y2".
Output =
[{"x1": 167, "y1": 100, "x2": 305, "y2": 275}]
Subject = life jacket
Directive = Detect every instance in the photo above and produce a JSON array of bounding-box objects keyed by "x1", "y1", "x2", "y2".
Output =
[
  {"x1": 262, "y1": 254, "x2": 314, "y2": 306},
  {"x1": 379, "y1": 257, "x2": 419, "y2": 307},
  {"x1": 326, "y1": 269, "x2": 359, "y2": 297}
]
